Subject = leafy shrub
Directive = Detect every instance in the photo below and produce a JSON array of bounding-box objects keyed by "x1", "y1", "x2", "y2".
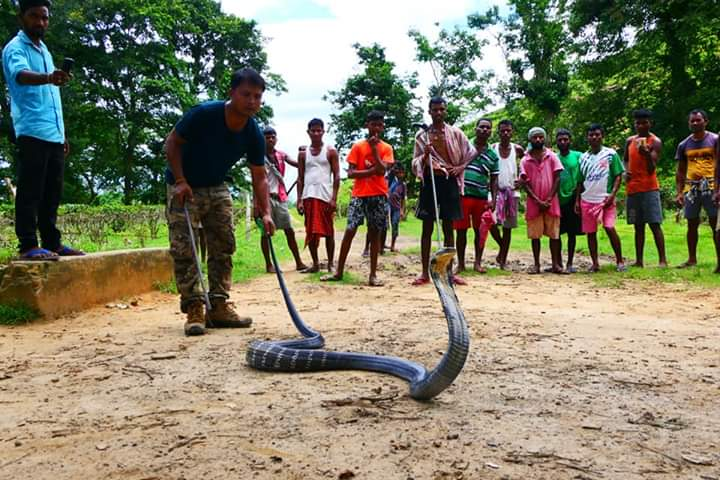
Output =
[{"x1": 0, "y1": 301, "x2": 39, "y2": 325}]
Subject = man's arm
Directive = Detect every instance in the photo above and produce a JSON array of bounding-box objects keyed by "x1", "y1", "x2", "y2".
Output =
[
  {"x1": 164, "y1": 128, "x2": 192, "y2": 205},
  {"x1": 489, "y1": 173, "x2": 499, "y2": 211},
  {"x1": 347, "y1": 161, "x2": 385, "y2": 179},
  {"x1": 605, "y1": 172, "x2": 622, "y2": 207},
  {"x1": 250, "y1": 164, "x2": 275, "y2": 235},
  {"x1": 328, "y1": 147, "x2": 341, "y2": 211},
  {"x1": 574, "y1": 184, "x2": 583, "y2": 214},
  {"x1": 296, "y1": 148, "x2": 306, "y2": 214},
  {"x1": 642, "y1": 137, "x2": 661, "y2": 174},
  {"x1": 284, "y1": 154, "x2": 299, "y2": 168},
  {"x1": 547, "y1": 170, "x2": 561, "y2": 204},
  {"x1": 17, "y1": 69, "x2": 69, "y2": 86},
  {"x1": 676, "y1": 151, "x2": 687, "y2": 206}
]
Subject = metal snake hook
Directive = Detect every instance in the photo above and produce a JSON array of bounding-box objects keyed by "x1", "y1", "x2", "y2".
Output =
[{"x1": 183, "y1": 204, "x2": 211, "y2": 312}]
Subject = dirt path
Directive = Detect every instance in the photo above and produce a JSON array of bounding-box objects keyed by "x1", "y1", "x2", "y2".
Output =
[{"x1": 1, "y1": 235, "x2": 719, "y2": 479}]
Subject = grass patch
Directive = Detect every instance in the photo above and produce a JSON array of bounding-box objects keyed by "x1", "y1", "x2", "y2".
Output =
[
  {"x1": 389, "y1": 215, "x2": 720, "y2": 287},
  {"x1": 0, "y1": 301, "x2": 39, "y2": 325},
  {"x1": 153, "y1": 280, "x2": 178, "y2": 294},
  {"x1": 303, "y1": 270, "x2": 364, "y2": 285}
]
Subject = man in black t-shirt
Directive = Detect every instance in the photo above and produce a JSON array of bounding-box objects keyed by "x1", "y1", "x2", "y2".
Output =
[{"x1": 164, "y1": 67, "x2": 275, "y2": 336}]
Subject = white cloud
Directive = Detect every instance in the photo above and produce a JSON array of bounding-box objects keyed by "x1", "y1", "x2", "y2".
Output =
[{"x1": 220, "y1": 0, "x2": 508, "y2": 197}]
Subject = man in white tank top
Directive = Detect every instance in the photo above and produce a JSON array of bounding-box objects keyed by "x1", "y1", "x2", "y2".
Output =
[
  {"x1": 490, "y1": 119, "x2": 525, "y2": 269},
  {"x1": 297, "y1": 118, "x2": 340, "y2": 273}
]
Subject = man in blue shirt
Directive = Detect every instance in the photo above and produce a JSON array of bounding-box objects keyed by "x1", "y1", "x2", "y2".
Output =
[
  {"x1": 164, "y1": 67, "x2": 275, "y2": 336},
  {"x1": 2, "y1": 0, "x2": 82, "y2": 260}
]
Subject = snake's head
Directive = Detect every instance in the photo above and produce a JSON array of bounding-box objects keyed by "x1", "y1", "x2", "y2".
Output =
[{"x1": 430, "y1": 247, "x2": 456, "y2": 276}]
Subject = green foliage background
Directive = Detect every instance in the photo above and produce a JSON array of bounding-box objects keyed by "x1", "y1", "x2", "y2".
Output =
[{"x1": 0, "y1": 0, "x2": 284, "y2": 205}]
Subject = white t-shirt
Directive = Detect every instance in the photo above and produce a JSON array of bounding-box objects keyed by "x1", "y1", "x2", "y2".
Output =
[{"x1": 579, "y1": 147, "x2": 624, "y2": 203}]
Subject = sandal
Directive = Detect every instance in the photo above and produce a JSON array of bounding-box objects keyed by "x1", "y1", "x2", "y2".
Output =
[
  {"x1": 19, "y1": 247, "x2": 59, "y2": 261},
  {"x1": 451, "y1": 275, "x2": 467, "y2": 286},
  {"x1": 411, "y1": 276, "x2": 430, "y2": 286},
  {"x1": 54, "y1": 245, "x2": 85, "y2": 256}
]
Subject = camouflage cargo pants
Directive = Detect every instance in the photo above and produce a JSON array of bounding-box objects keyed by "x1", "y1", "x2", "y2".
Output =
[{"x1": 166, "y1": 184, "x2": 235, "y2": 312}]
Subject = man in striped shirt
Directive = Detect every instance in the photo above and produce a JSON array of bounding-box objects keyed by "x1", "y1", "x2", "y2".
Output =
[{"x1": 453, "y1": 118, "x2": 499, "y2": 275}]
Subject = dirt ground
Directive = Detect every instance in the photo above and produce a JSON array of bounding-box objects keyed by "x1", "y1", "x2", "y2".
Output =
[{"x1": 1, "y1": 233, "x2": 719, "y2": 480}]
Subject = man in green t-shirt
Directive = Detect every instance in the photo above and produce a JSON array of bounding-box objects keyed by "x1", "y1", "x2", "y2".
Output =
[
  {"x1": 453, "y1": 118, "x2": 499, "y2": 275},
  {"x1": 555, "y1": 129, "x2": 583, "y2": 273}
]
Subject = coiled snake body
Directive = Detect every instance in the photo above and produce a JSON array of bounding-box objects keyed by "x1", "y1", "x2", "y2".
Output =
[{"x1": 246, "y1": 231, "x2": 469, "y2": 400}]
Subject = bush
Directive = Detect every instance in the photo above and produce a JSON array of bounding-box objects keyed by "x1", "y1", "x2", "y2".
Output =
[{"x1": 0, "y1": 301, "x2": 39, "y2": 325}]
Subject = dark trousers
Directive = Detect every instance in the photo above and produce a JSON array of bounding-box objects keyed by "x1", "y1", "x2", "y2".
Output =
[{"x1": 15, "y1": 135, "x2": 65, "y2": 252}]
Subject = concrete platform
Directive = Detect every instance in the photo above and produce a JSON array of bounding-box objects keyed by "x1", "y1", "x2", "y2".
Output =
[{"x1": 0, "y1": 248, "x2": 173, "y2": 319}]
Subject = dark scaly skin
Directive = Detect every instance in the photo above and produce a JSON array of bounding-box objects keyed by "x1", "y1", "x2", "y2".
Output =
[{"x1": 247, "y1": 223, "x2": 469, "y2": 401}]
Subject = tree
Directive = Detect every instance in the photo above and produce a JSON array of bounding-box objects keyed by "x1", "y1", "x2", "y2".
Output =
[
  {"x1": 569, "y1": 0, "x2": 720, "y2": 150},
  {"x1": 325, "y1": 43, "x2": 421, "y2": 190},
  {"x1": 470, "y1": 0, "x2": 571, "y2": 126},
  {"x1": 0, "y1": 0, "x2": 283, "y2": 204},
  {"x1": 408, "y1": 25, "x2": 493, "y2": 124}
]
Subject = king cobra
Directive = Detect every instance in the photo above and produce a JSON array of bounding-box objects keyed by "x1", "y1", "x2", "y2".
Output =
[{"x1": 246, "y1": 224, "x2": 469, "y2": 400}]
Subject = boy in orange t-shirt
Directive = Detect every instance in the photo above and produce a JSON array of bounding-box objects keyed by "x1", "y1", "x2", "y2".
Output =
[
  {"x1": 623, "y1": 109, "x2": 667, "y2": 267},
  {"x1": 321, "y1": 110, "x2": 394, "y2": 286}
]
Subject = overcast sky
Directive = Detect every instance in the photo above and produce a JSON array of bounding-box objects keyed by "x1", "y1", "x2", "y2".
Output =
[{"x1": 220, "y1": 0, "x2": 509, "y2": 195}]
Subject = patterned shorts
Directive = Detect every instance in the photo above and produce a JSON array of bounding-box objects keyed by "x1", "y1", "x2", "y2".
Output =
[{"x1": 346, "y1": 195, "x2": 389, "y2": 231}]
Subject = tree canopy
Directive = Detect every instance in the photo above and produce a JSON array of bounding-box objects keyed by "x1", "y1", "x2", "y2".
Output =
[{"x1": 0, "y1": 0, "x2": 283, "y2": 204}]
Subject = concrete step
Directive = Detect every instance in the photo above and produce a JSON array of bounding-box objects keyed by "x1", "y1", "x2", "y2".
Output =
[{"x1": 0, "y1": 248, "x2": 173, "y2": 320}]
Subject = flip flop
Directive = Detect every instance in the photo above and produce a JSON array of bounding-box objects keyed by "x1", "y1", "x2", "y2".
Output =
[
  {"x1": 19, "y1": 247, "x2": 59, "y2": 261},
  {"x1": 616, "y1": 264, "x2": 627, "y2": 272},
  {"x1": 565, "y1": 266, "x2": 577, "y2": 273},
  {"x1": 411, "y1": 277, "x2": 430, "y2": 286},
  {"x1": 54, "y1": 245, "x2": 85, "y2": 256},
  {"x1": 451, "y1": 275, "x2": 467, "y2": 286}
]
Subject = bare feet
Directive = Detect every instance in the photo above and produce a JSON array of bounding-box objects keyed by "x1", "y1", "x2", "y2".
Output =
[
  {"x1": 588, "y1": 265, "x2": 600, "y2": 273},
  {"x1": 527, "y1": 266, "x2": 540, "y2": 274},
  {"x1": 677, "y1": 261, "x2": 697, "y2": 269},
  {"x1": 631, "y1": 262, "x2": 644, "y2": 268},
  {"x1": 659, "y1": 261, "x2": 668, "y2": 268},
  {"x1": 473, "y1": 264, "x2": 487, "y2": 274},
  {"x1": 299, "y1": 265, "x2": 319, "y2": 274},
  {"x1": 296, "y1": 263, "x2": 309, "y2": 271},
  {"x1": 451, "y1": 275, "x2": 467, "y2": 285},
  {"x1": 368, "y1": 276, "x2": 384, "y2": 287},
  {"x1": 265, "y1": 265, "x2": 276, "y2": 274},
  {"x1": 565, "y1": 265, "x2": 577, "y2": 274}
]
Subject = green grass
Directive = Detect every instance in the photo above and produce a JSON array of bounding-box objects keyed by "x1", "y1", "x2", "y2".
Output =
[
  {"x1": 0, "y1": 301, "x2": 39, "y2": 325},
  {"x1": 302, "y1": 270, "x2": 364, "y2": 285},
  {"x1": 374, "y1": 214, "x2": 720, "y2": 287}
]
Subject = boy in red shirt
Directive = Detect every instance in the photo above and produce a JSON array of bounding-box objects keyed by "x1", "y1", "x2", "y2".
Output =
[{"x1": 322, "y1": 111, "x2": 394, "y2": 286}]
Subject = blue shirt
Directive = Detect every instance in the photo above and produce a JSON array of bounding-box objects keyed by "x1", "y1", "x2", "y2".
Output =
[
  {"x1": 165, "y1": 101, "x2": 265, "y2": 187},
  {"x1": 2, "y1": 30, "x2": 64, "y2": 143}
]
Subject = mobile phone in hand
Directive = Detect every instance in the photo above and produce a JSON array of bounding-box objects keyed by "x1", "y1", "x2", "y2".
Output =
[{"x1": 61, "y1": 57, "x2": 75, "y2": 73}]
